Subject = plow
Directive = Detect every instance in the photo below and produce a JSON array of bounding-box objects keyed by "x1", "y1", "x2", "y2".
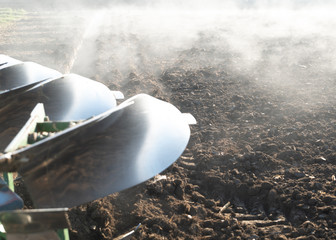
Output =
[{"x1": 0, "y1": 54, "x2": 195, "y2": 239}]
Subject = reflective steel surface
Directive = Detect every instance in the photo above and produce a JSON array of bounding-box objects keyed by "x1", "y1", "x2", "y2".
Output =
[
  {"x1": 0, "y1": 178, "x2": 23, "y2": 211},
  {"x1": 0, "y1": 74, "x2": 117, "y2": 152},
  {"x1": 13, "y1": 94, "x2": 192, "y2": 208},
  {"x1": 0, "y1": 55, "x2": 21, "y2": 70},
  {"x1": 0, "y1": 62, "x2": 61, "y2": 91},
  {"x1": 0, "y1": 208, "x2": 68, "y2": 233}
]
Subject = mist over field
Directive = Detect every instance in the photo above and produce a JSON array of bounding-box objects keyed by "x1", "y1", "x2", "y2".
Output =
[
  {"x1": 2, "y1": 0, "x2": 336, "y2": 105},
  {"x1": 28, "y1": 0, "x2": 335, "y2": 9},
  {"x1": 67, "y1": 0, "x2": 336, "y2": 86}
]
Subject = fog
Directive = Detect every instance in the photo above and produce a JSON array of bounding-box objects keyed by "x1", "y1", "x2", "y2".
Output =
[
  {"x1": 67, "y1": 1, "x2": 336, "y2": 76},
  {"x1": 3, "y1": 0, "x2": 336, "y2": 104}
]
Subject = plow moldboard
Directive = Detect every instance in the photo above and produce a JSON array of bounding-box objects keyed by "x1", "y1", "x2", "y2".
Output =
[
  {"x1": 13, "y1": 94, "x2": 191, "y2": 208},
  {"x1": 0, "y1": 62, "x2": 61, "y2": 92},
  {"x1": 0, "y1": 74, "x2": 117, "y2": 152}
]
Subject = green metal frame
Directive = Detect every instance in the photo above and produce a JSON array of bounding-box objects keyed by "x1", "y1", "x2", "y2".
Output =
[
  {"x1": 57, "y1": 229, "x2": 70, "y2": 240},
  {"x1": 36, "y1": 121, "x2": 75, "y2": 132},
  {"x1": 2, "y1": 173, "x2": 13, "y2": 192},
  {"x1": 0, "y1": 232, "x2": 6, "y2": 240}
]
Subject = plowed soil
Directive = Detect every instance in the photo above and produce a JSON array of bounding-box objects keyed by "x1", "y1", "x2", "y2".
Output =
[{"x1": 1, "y1": 3, "x2": 336, "y2": 240}]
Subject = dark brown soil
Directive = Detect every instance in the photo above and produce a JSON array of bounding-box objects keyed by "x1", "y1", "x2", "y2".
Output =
[{"x1": 1, "y1": 4, "x2": 336, "y2": 240}]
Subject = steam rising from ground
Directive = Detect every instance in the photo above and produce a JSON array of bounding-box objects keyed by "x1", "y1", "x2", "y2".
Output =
[
  {"x1": 90, "y1": 2, "x2": 336, "y2": 76},
  {"x1": 59, "y1": 0, "x2": 336, "y2": 106}
]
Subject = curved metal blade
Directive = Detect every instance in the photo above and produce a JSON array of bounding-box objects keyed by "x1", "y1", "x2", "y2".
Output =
[
  {"x1": 0, "y1": 208, "x2": 68, "y2": 234},
  {"x1": 13, "y1": 94, "x2": 192, "y2": 208},
  {"x1": 0, "y1": 55, "x2": 21, "y2": 70},
  {"x1": 0, "y1": 62, "x2": 61, "y2": 92},
  {"x1": 0, "y1": 178, "x2": 23, "y2": 211},
  {"x1": 0, "y1": 74, "x2": 118, "y2": 152}
]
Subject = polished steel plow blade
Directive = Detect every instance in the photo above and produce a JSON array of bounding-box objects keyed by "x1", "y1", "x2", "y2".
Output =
[
  {"x1": 0, "y1": 178, "x2": 23, "y2": 211},
  {"x1": 0, "y1": 62, "x2": 61, "y2": 93},
  {"x1": 0, "y1": 55, "x2": 21, "y2": 70},
  {"x1": 7, "y1": 94, "x2": 194, "y2": 208},
  {"x1": 0, "y1": 74, "x2": 118, "y2": 152}
]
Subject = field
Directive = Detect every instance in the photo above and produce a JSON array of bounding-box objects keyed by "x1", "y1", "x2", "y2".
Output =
[{"x1": 1, "y1": 2, "x2": 336, "y2": 239}]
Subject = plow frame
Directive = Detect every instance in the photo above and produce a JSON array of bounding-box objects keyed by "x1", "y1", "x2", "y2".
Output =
[{"x1": 1, "y1": 103, "x2": 71, "y2": 240}]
